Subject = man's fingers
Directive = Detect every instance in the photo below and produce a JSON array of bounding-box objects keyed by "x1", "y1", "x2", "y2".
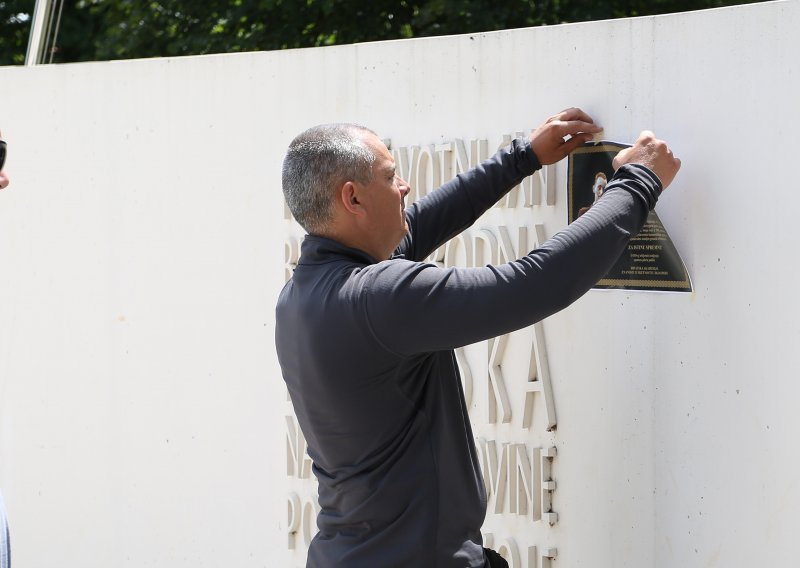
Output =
[
  {"x1": 560, "y1": 137, "x2": 584, "y2": 157},
  {"x1": 612, "y1": 130, "x2": 681, "y2": 190},
  {"x1": 561, "y1": 133, "x2": 593, "y2": 157},
  {"x1": 612, "y1": 146, "x2": 632, "y2": 169},
  {"x1": 637, "y1": 130, "x2": 656, "y2": 143},
  {"x1": 531, "y1": 107, "x2": 602, "y2": 165},
  {"x1": 549, "y1": 121, "x2": 603, "y2": 142},
  {"x1": 556, "y1": 107, "x2": 596, "y2": 125}
]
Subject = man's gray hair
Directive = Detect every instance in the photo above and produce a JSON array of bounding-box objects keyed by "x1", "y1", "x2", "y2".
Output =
[{"x1": 282, "y1": 123, "x2": 378, "y2": 234}]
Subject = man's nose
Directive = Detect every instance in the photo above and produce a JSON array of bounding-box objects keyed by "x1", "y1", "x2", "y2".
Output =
[{"x1": 397, "y1": 176, "x2": 411, "y2": 196}]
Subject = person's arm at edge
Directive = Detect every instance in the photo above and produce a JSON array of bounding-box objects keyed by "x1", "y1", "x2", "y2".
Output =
[{"x1": 0, "y1": 129, "x2": 8, "y2": 190}]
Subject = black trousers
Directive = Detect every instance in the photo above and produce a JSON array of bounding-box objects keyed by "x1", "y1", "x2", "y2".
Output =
[{"x1": 483, "y1": 547, "x2": 509, "y2": 568}]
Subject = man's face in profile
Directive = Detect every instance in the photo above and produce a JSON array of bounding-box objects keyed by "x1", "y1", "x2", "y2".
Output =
[{"x1": 357, "y1": 132, "x2": 411, "y2": 257}]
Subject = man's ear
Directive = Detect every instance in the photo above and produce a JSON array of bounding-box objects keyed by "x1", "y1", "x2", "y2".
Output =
[{"x1": 339, "y1": 181, "x2": 366, "y2": 216}]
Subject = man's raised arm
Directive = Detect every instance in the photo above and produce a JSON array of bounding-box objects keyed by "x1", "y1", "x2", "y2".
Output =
[
  {"x1": 365, "y1": 130, "x2": 681, "y2": 356},
  {"x1": 396, "y1": 108, "x2": 602, "y2": 261}
]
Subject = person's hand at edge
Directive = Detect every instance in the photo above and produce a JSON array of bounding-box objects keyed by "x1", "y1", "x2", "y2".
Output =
[
  {"x1": 0, "y1": 128, "x2": 8, "y2": 190},
  {"x1": 613, "y1": 130, "x2": 681, "y2": 190},
  {"x1": 529, "y1": 107, "x2": 603, "y2": 166}
]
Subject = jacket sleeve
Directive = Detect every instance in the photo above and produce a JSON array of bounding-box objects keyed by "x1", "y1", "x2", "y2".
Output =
[
  {"x1": 394, "y1": 138, "x2": 541, "y2": 262},
  {"x1": 359, "y1": 164, "x2": 662, "y2": 357}
]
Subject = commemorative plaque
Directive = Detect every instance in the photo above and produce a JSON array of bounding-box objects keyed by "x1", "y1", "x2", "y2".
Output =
[{"x1": 568, "y1": 141, "x2": 692, "y2": 292}]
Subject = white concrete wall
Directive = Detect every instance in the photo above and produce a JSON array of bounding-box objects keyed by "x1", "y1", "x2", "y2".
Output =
[{"x1": 1, "y1": 1, "x2": 798, "y2": 566}]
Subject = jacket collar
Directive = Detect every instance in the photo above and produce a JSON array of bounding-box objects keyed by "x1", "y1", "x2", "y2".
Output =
[{"x1": 298, "y1": 234, "x2": 379, "y2": 266}]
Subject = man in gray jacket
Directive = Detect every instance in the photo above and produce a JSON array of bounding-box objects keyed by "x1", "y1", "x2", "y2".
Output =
[{"x1": 276, "y1": 108, "x2": 680, "y2": 567}]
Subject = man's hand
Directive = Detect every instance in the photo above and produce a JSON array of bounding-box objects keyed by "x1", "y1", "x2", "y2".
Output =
[
  {"x1": 529, "y1": 107, "x2": 603, "y2": 166},
  {"x1": 613, "y1": 131, "x2": 681, "y2": 190}
]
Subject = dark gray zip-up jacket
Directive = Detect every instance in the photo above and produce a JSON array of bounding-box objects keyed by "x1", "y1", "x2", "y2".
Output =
[{"x1": 276, "y1": 139, "x2": 661, "y2": 567}]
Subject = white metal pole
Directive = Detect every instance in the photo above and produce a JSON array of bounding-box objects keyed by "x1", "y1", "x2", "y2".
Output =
[{"x1": 25, "y1": 0, "x2": 53, "y2": 66}]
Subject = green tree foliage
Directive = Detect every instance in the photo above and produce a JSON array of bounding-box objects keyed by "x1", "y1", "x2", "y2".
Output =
[
  {"x1": 0, "y1": 0, "x2": 35, "y2": 65},
  {"x1": 1, "y1": 0, "x2": 763, "y2": 66}
]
